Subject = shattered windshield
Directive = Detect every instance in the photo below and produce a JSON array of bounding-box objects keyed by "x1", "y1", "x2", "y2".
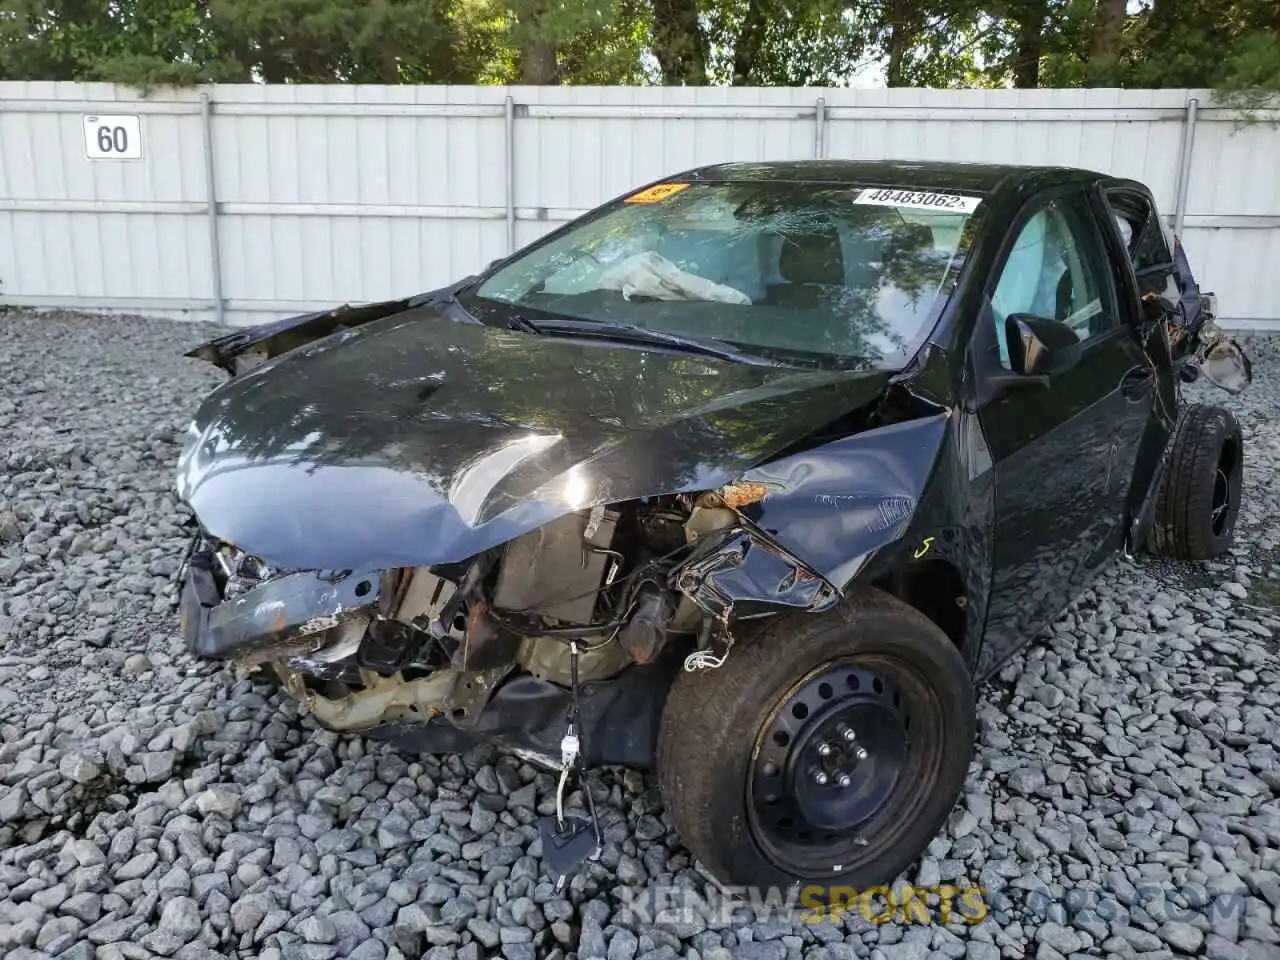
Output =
[{"x1": 470, "y1": 180, "x2": 983, "y2": 367}]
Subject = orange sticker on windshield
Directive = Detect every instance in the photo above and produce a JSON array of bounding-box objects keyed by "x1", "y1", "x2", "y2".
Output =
[{"x1": 624, "y1": 182, "x2": 690, "y2": 204}]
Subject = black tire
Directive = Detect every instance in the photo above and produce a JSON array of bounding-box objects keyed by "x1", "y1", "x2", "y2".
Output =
[
  {"x1": 1148, "y1": 404, "x2": 1243, "y2": 562},
  {"x1": 656, "y1": 586, "x2": 975, "y2": 899}
]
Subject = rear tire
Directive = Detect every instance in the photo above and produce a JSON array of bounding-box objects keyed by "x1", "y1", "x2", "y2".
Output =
[
  {"x1": 655, "y1": 587, "x2": 975, "y2": 899},
  {"x1": 1148, "y1": 404, "x2": 1243, "y2": 561}
]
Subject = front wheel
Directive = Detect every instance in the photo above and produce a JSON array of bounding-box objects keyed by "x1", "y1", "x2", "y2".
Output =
[{"x1": 656, "y1": 587, "x2": 975, "y2": 898}]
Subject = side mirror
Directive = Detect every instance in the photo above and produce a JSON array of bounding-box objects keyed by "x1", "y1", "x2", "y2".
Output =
[
  {"x1": 1006, "y1": 313, "x2": 1083, "y2": 377},
  {"x1": 1139, "y1": 273, "x2": 1183, "y2": 322},
  {"x1": 1141, "y1": 296, "x2": 1178, "y2": 324}
]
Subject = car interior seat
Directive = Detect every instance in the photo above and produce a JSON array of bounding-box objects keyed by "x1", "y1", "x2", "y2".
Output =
[{"x1": 761, "y1": 227, "x2": 847, "y2": 309}]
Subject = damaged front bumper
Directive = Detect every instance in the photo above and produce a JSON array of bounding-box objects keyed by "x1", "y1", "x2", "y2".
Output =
[
  {"x1": 176, "y1": 540, "x2": 681, "y2": 769},
  {"x1": 179, "y1": 552, "x2": 386, "y2": 665},
  {"x1": 176, "y1": 511, "x2": 839, "y2": 769}
]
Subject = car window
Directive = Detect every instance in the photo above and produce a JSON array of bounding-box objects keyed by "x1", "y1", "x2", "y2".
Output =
[
  {"x1": 1107, "y1": 191, "x2": 1172, "y2": 274},
  {"x1": 470, "y1": 181, "x2": 983, "y2": 369},
  {"x1": 988, "y1": 196, "x2": 1112, "y2": 369},
  {"x1": 1131, "y1": 216, "x2": 1172, "y2": 273},
  {"x1": 1114, "y1": 214, "x2": 1135, "y2": 252}
]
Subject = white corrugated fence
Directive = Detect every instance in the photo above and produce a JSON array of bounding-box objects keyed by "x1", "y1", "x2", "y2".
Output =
[{"x1": 0, "y1": 82, "x2": 1276, "y2": 330}]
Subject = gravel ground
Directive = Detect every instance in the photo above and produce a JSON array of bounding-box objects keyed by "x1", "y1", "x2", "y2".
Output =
[{"x1": 1, "y1": 308, "x2": 1279, "y2": 960}]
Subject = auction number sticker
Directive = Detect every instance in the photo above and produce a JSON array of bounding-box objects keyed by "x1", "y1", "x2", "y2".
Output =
[
  {"x1": 625, "y1": 182, "x2": 690, "y2": 204},
  {"x1": 855, "y1": 188, "x2": 981, "y2": 213},
  {"x1": 82, "y1": 115, "x2": 142, "y2": 160}
]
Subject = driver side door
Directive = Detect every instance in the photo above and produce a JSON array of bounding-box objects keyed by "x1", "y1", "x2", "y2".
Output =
[{"x1": 973, "y1": 185, "x2": 1155, "y2": 674}]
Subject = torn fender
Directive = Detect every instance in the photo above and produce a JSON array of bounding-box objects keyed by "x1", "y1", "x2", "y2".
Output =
[
  {"x1": 731, "y1": 412, "x2": 952, "y2": 590},
  {"x1": 674, "y1": 526, "x2": 841, "y2": 622},
  {"x1": 668, "y1": 412, "x2": 951, "y2": 623}
]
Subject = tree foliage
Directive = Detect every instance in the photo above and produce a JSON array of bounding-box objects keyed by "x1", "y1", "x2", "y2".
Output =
[{"x1": 1, "y1": 0, "x2": 1277, "y2": 101}]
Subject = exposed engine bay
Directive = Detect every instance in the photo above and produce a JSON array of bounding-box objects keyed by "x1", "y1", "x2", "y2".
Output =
[{"x1": 179, "y1": 483, "x2": 833, "y2": 765}]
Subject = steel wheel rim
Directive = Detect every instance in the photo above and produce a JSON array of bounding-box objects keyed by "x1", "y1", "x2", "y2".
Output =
[{"x1": 746, "y1": 657, "x2": 929, "y2": 876}]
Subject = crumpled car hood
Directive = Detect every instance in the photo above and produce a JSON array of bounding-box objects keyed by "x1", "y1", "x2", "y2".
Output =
[{"x1": 177, "y1": 304, "x2": 895, "y2": 570}]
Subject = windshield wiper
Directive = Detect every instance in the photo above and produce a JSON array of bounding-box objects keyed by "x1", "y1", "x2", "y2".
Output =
[
  {"x1": 506, "y1": 314, "x2": 544, "y2": 335},
  {"x1": 532, "y1": 318, "x2": 787, "y2": 367}
]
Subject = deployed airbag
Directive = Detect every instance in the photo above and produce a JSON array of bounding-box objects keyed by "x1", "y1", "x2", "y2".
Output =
[{"x1": 597, "y1": 251, "x2": 752, "y2": 305}]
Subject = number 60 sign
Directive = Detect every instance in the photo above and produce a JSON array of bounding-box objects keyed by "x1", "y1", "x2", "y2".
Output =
[{"x1": 82, "y1": 115, "x2": 143, "y2": 160}]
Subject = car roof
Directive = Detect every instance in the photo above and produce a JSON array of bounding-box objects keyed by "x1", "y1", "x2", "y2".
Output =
[{"x1": 682, "y1": 159, "x2": 1106, "y2": 195}]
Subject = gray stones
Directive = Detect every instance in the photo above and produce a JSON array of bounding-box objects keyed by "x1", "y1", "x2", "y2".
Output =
[
  {"x1": 1159, "y1": 921, "x2": 1207, "y2": 954},
  {"x1": 615, "y1": 854, "x2": 648, "y2": 885},
  {"x1": 157, "y1": 896, "x2": 202, "y2": 944},
  {"x1": 30, "y1": 883, "x2": 68, "y2": 911},
  {"x1": 157, "y1": 864, "x2": 191, "y2": 897},
  {"x1": 35, "y1": 915, "x2": 82, "y2": 951},
  {"x1": 60, "y1": 892, "x2": 103, "y2": 925},
  {"x1": 950, "y1": 807, "x2": 980, "y2": 839},
  {"x1": 139, "y1": 749, "x2": 176, "y2": 782},
  {"x1": 195, "y1": 785, "x2": 242, "y2": 818},
  {"x1": 64, "y1": 838, "x2": 106, "y2": 867},
  {"x1": 1006, "y1": 766, "x2": 1046, "y2": 796},
  {"x1": 57, "y1": 751, "x2": 101, "y2": 784},
  {"x1": 1035, "y1": 922, "x2": 1084, "y2": 954},
  {"x1": 1033, "y1": 825, "x2": 1071, "y2": 855},
  {"x1": 299, "y1": 915, "x2": 338, "y2": 944},
  {"x1": 349, "y1": 941, "x2": 387, "y2": 960},
  {"x1": 468, "y1": 918, "x2": 502, "y2": 948},
  {"x1": 964, "y1": 944, "x2": 1000, "y2": 960},
  {"x1": 122, "y1": 653, "x2": 153, "y2": 676},
  {"x1": 0, "y1": 786, "x2": 28, "y2": 822},
  {"x1": 231, "y1": 894, "x2": 273, "y2": 934},
  {"x1": 115, "y1": 851, "x2": 158, "y2": 881}
]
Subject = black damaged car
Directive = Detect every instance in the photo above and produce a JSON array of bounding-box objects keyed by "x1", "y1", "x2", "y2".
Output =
[{"x1": 175, "y1": 160, "x2": 1253, "y2": 895}]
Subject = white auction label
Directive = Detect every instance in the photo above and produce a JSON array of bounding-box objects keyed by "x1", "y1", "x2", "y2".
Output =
[
  {"x1": 83, "y1": 115, "x2": 142, "y2": 160},
  {"x1": 854, "y1": 187, "x2": 982, "y2": 213}
]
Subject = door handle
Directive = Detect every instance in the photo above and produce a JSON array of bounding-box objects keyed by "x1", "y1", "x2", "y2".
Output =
[{"x1": 1121, "y1": 365, "x2": 1154, "y2": 401}]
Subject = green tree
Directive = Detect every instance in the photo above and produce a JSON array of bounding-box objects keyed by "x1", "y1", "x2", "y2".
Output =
[
  {"x1": 650, "y1": 0, "x2": 707, "y2": 83},
  {"x1": 647, "y1": 0, "x2": 880, "y2": 87},
  {"x1": 1126, "y1": 0, "x2": 1280, "y2": 88},
  {"x1": 0, "y1": 0, "x2": 647, "y2": 84},
  {"x1": 2, "y1": 0, "x2": 1279, "y2": 99},
  {"x1": 0, "y1": 0, "x2": 233, "y2": 84},
  {"x1": 503, "y1": 0, "x2": 652, "y2": 84},
  {"x1": 873, "y1": 0, "x2": 994, "y2": 87},
  {"x1": 206, "y1": 0, "x2": 466, "y2": 83}
]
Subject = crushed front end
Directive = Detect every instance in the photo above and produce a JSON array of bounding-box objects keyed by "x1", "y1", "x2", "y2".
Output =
[
  {"x1": 172, "y1": 297, "x2": 938, "y2": 773},
  {"x1": 178, "y1": 488, "x2": 839, "y2": 770}
]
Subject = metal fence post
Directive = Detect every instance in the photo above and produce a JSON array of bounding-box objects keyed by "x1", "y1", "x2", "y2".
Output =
[
  {"x1": 504, "y1": 94, "x2": 516, "y2": 254},
  {"x1": 1173, "y1": 96, "x2": 1200, "y2": 238},
  {"x1": 199, "y1": 91, "x2": 225, "y2": 326},
  {"x1": 814, "y1": 96, "x2": 827, "y2": 159}
]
